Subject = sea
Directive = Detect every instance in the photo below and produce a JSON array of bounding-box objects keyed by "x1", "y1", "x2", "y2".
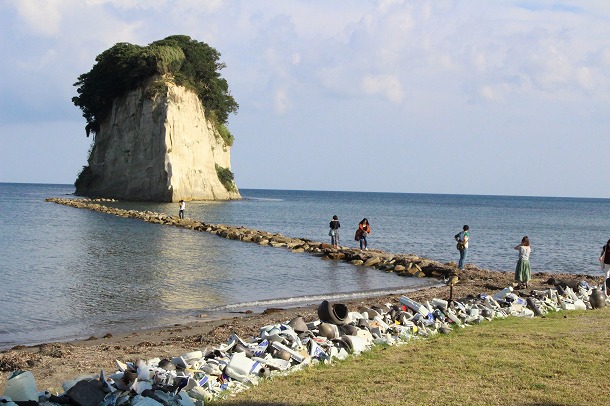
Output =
[{"x1": 1, "y1": 182, "x2": 609, "y2": 350}]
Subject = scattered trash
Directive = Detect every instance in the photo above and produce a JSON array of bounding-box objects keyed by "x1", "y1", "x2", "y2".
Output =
[
  {"x1": 3, "y1": 370, "x2": 38, "y2": 402},
  {"x1": 2, "y1": 282, "x2": 607, "y2": 405}
]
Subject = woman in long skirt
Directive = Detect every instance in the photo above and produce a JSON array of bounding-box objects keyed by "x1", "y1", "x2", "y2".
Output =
[{"x1": 514, "y1": 236, "x2": 531, "y2": 289}]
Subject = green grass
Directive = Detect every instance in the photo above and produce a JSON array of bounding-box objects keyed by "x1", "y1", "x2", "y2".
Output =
[{"x1": 214, "y1": 308, "x2": 610, "y2": 405}]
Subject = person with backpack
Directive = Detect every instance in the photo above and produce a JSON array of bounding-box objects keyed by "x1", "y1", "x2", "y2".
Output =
[
  {"x1": 355, "y1": 218, "x2": 371, "y2": 250},
  {"x1": 454, "y1": 225, "x2": 469, "y2": 269}
]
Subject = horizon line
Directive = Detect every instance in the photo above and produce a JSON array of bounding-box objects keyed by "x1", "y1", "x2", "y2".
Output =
[{"x1": 1, "y1": 181, "x2": 609, "y2": 201}]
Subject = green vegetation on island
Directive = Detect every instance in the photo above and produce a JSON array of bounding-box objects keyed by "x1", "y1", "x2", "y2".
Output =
[
  {"x1": 72, "y1": 35, "x2": 239, "y2": 142},
  {"x1": 215, "y1": 164, "x2": 237, "y2": 192}
]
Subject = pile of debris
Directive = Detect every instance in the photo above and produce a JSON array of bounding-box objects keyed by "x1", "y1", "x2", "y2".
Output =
[{"x1": 2, "y1": 283, "x2": 607, "y2": 405}]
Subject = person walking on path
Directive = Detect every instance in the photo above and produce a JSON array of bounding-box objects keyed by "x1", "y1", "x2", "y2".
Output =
[
  {"x1": 356, "y1": 218, "x2": 371, "y2": 250},
  {"x1": 329, "y1": 215, "x2": 341, "y2": 248},
  {"x1": 178, "y1": 200, "x2": 186, "y2": 219},
  {"x1": 454, "y1": 225, "x2": 469, "y2": 269},
  {"x1": 600, "y1": 239, "x2": 610, "y2": 295},
  {"x1": 514, "y1": 236, "x2": 532, "y2": 289}
]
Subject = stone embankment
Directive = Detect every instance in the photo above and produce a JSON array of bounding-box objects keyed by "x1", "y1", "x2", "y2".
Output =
[{"x1": 46, "y1": 197, "x2": 453, "y2": 279}]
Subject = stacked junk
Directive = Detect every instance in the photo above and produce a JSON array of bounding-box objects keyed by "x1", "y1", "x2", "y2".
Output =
[{"x1": 2, "y1": 283, "x2": 607, "y2": 405}]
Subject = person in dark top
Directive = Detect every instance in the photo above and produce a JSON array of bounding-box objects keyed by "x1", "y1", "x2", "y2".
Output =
[
  {"x1": 329, "y1": 215, "x2": 340, "y2": 248},
  {"x1": 600, "y1": 239, "x2": 610, "y2": 294}
]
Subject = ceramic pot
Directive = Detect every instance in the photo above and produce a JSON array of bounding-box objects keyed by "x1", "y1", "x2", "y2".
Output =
[
  {"x1": 589, "y1": 288, "x2": 606, "y2": 309},
  {"x1": 288, "y1": 316, "x2": 308, "y2": 333},
  {"x1": 526, "y1": 297, "x2": 544, "y2": 317},
  {"x1": 318, "y1": 322, "x2": 337, "y2": 339},
  {"x1": 233, "y1": 343, "x2": 253, "y2": 358},
  {"x1": 340, "y1": 324, "x2": 359, "y2": 336}
]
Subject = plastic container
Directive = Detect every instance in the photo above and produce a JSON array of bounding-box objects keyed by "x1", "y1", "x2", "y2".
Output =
[
  {"x1": 271, "y1": 341, "x2": 305, "y2": 363},
  {"x1": 564, "y1": 287, "x2": 579, "y2": 302},
  {"x1": 445, "y1": 310, "x2": 462, "y2": 326},
  {"x1": 181, "y1": 350, "x2": 203, "y2": 361},
  {"x1": 342, "y1": 335, "x2": 368, "y2": 355},
  {"x1": 3, "y1": 371, "x2": 38, "y2": 402},
  {"x1": 431, "y1": 298, "x2": 448, "y2": 311},
  {"x1": 225, "y1": 352, "x2": 256, "y2": 382},
  {"x1": 493, "y1": 286, "x2": 513, "y2": 300},
  {"x1": 574, "y1": 299, "x2": 586, "y2": 310},
  {"x1": 399, "y1": 296, "x2": 429, "y2": 317}
]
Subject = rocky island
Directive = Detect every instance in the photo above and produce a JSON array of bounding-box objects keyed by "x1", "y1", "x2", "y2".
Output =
[{"x1": 72, "y1": 35, "x2": 241, "y2": 201}]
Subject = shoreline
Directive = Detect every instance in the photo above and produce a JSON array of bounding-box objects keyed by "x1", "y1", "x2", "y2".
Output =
[
  {"x1": 0, "y1": 265, "x2": 602, "y2": 393},
  {"x1": 1, "y1": 197, "x2": 603, "y2": 393},
  {"x1": 0, "y1": 282, "x2": 443, "y2": 352}
]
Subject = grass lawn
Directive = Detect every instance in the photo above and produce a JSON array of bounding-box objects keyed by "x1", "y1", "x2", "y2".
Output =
[{"x1": 214, "y1": 308, "x2": 610, "y2": 406}]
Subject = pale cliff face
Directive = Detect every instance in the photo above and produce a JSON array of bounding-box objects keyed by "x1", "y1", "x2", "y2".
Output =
[{"x1": 76, "y1": 80, "x2": 240, "y2": 202}]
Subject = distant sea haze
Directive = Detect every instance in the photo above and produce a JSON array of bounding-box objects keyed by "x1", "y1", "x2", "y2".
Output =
[{"x1": 1, "y1": 183, "x2": 608, "y2": 349}]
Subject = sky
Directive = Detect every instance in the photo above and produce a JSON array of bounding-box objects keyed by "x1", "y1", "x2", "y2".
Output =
[{"x1": 1, "y1": 0, "x2": 609, "y2": 198}]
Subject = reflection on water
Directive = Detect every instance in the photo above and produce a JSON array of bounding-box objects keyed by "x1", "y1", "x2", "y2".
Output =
[{"x1": 0, "y1": 184, "x2": 435, "y2": 349}]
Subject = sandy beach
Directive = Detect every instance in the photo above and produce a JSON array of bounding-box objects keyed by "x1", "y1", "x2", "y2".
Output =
[{"x1": 0, "y1": 263, "x2": 601, "y2": 394}]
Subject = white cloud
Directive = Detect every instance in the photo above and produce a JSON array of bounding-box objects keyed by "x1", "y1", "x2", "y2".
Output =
[
  {"x1": 361, "y1": 74, "x2": 404, "y2": 103},
  {"x1": 13, "y1": 0, "x2": 64, "y2": 36},
  {"x1": 273, "y1": 88, "x2": 291, "y2": 114},
  {"x1": 575, "y1": 66, "x2": 594, "y2": 89}
]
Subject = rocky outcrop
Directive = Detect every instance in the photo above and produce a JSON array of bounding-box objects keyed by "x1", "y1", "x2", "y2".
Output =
[{"x1": 75, "y1": 78, "x2": 240, "y2": 201}]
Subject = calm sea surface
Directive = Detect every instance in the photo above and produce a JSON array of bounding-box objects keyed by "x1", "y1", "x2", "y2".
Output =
[{"x1": 1, "y1": 183, "x2": 609, "y2": 349}]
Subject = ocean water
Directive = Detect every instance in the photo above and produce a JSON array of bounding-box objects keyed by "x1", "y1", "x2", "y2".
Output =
[{"x1": 1, "y1": 183, "x2": 609, "y2": 349}]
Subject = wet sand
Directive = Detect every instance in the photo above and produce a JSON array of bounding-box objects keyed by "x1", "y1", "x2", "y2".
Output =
[{"x1": 0, "y1": 264, "x2": 601, "y2": 393}]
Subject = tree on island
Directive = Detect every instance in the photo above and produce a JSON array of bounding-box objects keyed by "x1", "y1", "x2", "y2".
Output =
[{"x1": 72, "y1": 35, "x2": 239, "y2": 143}]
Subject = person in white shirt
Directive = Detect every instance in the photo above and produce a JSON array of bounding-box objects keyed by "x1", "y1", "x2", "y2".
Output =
[{"x1": 179, "y1": 200, "x2": 186, "y2": 219}]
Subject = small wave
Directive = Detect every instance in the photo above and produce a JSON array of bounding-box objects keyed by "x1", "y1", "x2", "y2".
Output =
[{"x1": 206, "y1": 284, "x2": 442, "y2": 313}]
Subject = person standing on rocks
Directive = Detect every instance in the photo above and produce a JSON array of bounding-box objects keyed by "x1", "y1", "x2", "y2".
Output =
[
  {"x1": 599, "y1": 239, "x2": 610, "y2": 294},
  {"x1": 179, "y1": 200, "x2": 185, "y2": 219},
  {"x1": 454, "y1": 225, "x2": 469, "y2": 269},
  {"x1": 329, "y1": 215, "x2": 341, "y2": 248},
  {"x1": 356, "y1": 218, "x2": 371, "y2": 250},
  {"x1": 514, "y1": 236, "x2": 531, "y2": 289}
]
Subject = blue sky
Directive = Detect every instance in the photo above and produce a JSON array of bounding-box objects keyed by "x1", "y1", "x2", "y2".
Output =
[{"x1": 1, "y1": 0, "x2": 609, "y2": 198}]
